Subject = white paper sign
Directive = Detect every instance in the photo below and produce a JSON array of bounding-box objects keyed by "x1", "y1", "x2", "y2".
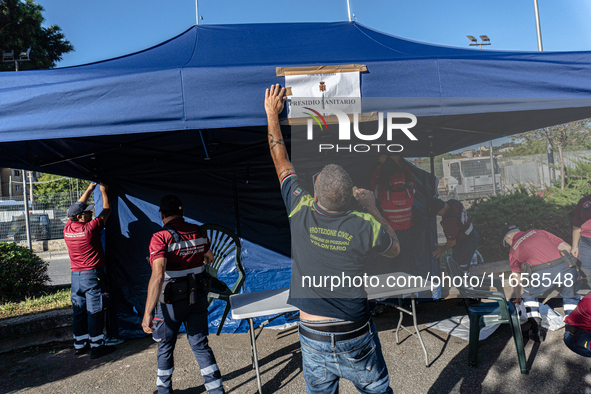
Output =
[{"x1": 286, "y1": 72, "x2": 361, "y2": 118}]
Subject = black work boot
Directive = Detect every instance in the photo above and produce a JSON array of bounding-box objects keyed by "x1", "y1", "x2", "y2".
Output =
[
  {"x1": 74, "y1": 343, "x2": 90, "y2": 355},
  {"x1": 90, "y1": 345, "x2": 117, "y2": 359},
  {"x1": 527, "y1": 318, "x2": 544, "y2": 342}
]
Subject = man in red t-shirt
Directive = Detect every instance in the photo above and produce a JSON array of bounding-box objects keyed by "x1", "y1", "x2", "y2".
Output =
[
  {"x1": 572, "y1": 193, "x2": 591, "y2": 286},
  {"x1": 430, "y1": 197, "x2": 479, "y2": 273},
  {"x1": 142, "y1": 195, "x2": 224, "y2": 394},
  {"x1": 64, "y1": 182, "x2": 115, "y2": 359},
  {"x1": 564, "y1": 292, "x2": 591, "y2": 357},
  {"x1": 501, "y1": 224, "x2": 580, "y2": 342}
]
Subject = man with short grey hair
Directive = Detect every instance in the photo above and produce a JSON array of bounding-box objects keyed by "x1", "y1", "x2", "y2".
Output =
[
  {"x1": 315, "y1": 164, "x2": 353, "y2": 211},
  {"x1": 265, "y1": 84, "x2": 400, "y2": 394}
]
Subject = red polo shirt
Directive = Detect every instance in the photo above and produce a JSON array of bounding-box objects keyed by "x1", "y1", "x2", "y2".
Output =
[
  {"x1": 149, "y1": 218, "x2": 210, "y2": 272},
  {"x1": 64, "y1": 217, "x2": 105, "y2": 271},
  {"x1": 509, "y1": 229, "x2": 564, "y2": 273},
  {"x1": 565, "y1": 292, "x2": 591, "y2": 333},
  {"x1": 574, "y1": 194, "x2": 591, "y2": 238}
]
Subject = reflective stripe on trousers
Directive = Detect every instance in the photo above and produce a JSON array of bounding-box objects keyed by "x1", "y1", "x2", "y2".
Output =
[{"x1": 153, "y1": 293, "x2": 224, "y2": 394}]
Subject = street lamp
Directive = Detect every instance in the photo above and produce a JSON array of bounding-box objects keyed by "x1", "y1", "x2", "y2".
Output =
[
  {"x1": 466, "y1": 35, "x2": 491, "y2": 49},
  {"x1": 3, "y1": 47, "x2": 33, "y2": 248},
  {"x1": 2, "y1": 47, "x2": 31, "y2": 71},
  {"x1": 532, "y1": 0, "x2": 555, "y2": 182},
  {"x1": 467, "y1": 35, "x2": 497, "y2": 195}
]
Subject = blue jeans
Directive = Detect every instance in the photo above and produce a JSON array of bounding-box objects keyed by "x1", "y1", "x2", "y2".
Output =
[
  {"x1": 299, "y1": 320, "x2": 393, "y2": 394},
  {"x1": 564, "y1": 328, "x2": 591, "y2": 357},
  {"x1": 71, "y1": 269, "x2": 106, "y2": 349}
]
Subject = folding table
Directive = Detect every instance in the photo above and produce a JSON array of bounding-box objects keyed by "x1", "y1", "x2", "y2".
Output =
[{"x1": 230, "y1": 272, "x2": 433, "y2": 393}]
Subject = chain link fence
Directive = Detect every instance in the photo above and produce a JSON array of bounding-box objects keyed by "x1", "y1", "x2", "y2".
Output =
[
  {"x1": 0, "y1": 191, "x2": 88, "y2": 243},
  {"x1": 415, "y1": 149, "x2": 591, "y2": 201}
]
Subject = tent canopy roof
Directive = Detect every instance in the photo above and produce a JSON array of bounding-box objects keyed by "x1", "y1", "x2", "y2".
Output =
[{"x1": 1, "y1": 22, "x2": 591, "y2": 181}]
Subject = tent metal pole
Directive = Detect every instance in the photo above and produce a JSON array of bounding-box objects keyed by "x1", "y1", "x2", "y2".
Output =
[
  {"x1": 232, "y1": 173, "x2": 241, "y2": 237},
  {"x1": 199, "y1": 130, "x2": 210, "y2": 160},
  {"x1": 429, "y1": 152, "x2": 435, "y2": 175}
]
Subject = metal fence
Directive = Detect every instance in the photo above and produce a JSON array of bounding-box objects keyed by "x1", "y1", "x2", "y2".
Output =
[
  {"x1": 415, "y1": 149, "x2": 591, "y2": 201},
  {"x1": 0, "y1": 191, "x2": 88, "y2": 242}
]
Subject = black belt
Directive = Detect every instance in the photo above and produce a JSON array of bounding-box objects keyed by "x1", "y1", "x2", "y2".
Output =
[
  {"x1": 522, "y1": 252, "x2": 578, "y2": 274},
  {"x1": 299, "y1": 322, "x2": 370, "y2": 342},
  {"x1": 528, "y1": 259, "x2": 570, "y2": 273}
]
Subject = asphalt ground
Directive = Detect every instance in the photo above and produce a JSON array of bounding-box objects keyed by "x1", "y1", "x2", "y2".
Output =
[{"x1": 2, "y1": 298, "x2": 590, "y2": 394}]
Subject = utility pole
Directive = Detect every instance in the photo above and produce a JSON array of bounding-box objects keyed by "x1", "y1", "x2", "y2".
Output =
[
  {"x1": 22, "y1": 170, "x2": 32, "y2": 249},
  {"x1": 533, "y1": 0, "x2": 555, "y2": 182},
  {"x1": 489, "y1": 141, "x2": 497, "y2": 196},
  {"x1": 28, "y1": 171, "x2": 34, "y2": 209},
  {"x1": 3, "y1": 47, "x2": 34, "y2": 248}
]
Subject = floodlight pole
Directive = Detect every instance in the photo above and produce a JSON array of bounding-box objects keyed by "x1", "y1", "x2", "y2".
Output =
[
  {"x1": 533, "y1": 0, "x2": 543, "y2": 51},
  {"x1": 489, "y1": 141, "x2": 497, "y2": 196},
  {"x1": 4, "y1": 53, "x2": 34, "y2": 248},
  {"x1": 347, "y1": 0, "x2": 352, "y2": 22},
  {"x1": 195, "y1": 0, "x2": 199, "y2": 25},
  {"x1": 533, "y1": 1, "x2": 555, "y2": 182}
]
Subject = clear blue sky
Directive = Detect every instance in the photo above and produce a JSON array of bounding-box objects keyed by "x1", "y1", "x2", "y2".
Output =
[
  {"x1": 36, "y1": 0, "x2": 591, "y2": 68},
  {"x1": 35, "y1": 0, "x2": 591, "y2": 152}
]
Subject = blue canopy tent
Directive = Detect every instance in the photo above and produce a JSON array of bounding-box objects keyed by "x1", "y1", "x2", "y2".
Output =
[{"x1": 2, "y1": 22, "x2": 591, "y2": 336}]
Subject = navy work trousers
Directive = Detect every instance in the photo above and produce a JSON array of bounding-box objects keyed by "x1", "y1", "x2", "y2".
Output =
[
  {"x1": 152, "y1": 290, "x2": 224, "y2": 394},
  {"x1": 522, "y1": 263, "x2": 580, "y2": 322},
  {"x1": 578, "y1": 235, "x2": 591, "y2": 287},
  {"x1": 71, "y1": 269, "x2": 106, "y2": 350},
  {"x1": 453, "y1": 229, "x2": 480, "y2": 272}
]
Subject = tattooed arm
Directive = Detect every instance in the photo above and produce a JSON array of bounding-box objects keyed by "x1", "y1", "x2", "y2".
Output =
[{"x1": 265, "y1": 84, "x2": 295, "y2": 183}]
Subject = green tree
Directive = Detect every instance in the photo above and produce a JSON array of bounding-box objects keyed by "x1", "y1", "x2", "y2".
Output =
[
  {"x1": 545, "y1": 158, "x2": 591, "y2": 210},
  {"x1": 0, "y1": 0, "x2": 74, "y2": 71},
  {"x1": 511, "y1": 120, "x2": 591, "y2": 188},
  {"x1": 34, "y1": 174, "x2": 91, "y2": 209}
]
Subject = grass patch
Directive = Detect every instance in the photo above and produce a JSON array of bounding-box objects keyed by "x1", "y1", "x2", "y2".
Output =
[{"x1": 0, "y1": 287, "x2": 71, "y2": 319}]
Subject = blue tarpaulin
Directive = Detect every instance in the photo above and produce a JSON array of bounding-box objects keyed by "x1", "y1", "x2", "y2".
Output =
[{"x1": 2, "y1": 22, "x2": 591, "y2": 336}]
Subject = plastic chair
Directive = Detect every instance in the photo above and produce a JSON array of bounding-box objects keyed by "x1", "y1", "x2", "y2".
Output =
[
  {"x1": 201, "y1": 224, "x2": 246, "y2": 335},
  {"x1": 446, "y1": 257, "x2": 528, "y2": 374}
]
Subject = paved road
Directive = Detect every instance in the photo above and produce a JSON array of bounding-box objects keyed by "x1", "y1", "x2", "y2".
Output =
[
  {"x1": 2, "y1": 298, "x2": 591, "y2": 394},
  {"x1": 38, "y1": 251, "x2": 71, "y2": 286}
]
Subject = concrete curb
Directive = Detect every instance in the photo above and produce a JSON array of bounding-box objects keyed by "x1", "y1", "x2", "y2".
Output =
[
  {"x1": 0, "y1": 309, "x2": 72, "y2": 354},
  {"x1": 36, "y1": 250, "x2": 69, "y2": 259}
]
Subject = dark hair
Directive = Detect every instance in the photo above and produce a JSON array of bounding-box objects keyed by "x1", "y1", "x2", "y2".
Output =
[
  {"x1": 378, "y1": 157, "x2": 402, "y2": 187},
  {"x1": 160, "y1": 209, "x2": 183, "y2": 218},
  {"x1": 315, "y1": 164, "x2": 353, "y2": 211},
  {"x1": 429, "y1": 198, "x2": 446, "y2": 216},
  {"x1": 70, "y1": 215, "x2": 79, "y2": 222}
]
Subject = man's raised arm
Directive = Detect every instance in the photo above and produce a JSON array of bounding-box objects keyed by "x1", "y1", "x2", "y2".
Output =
[{"x1": 265, "y1": 84, "x2": 294, "y2": 183}]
